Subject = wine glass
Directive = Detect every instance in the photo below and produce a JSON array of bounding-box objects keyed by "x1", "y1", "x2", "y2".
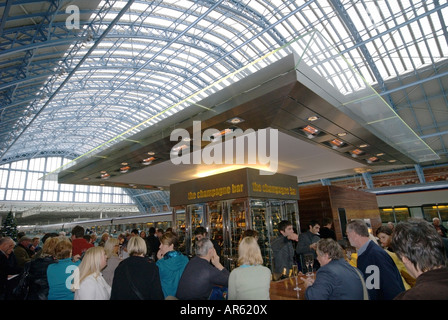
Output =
[
  {"x1": 304, "y1": 254, "x2": 312, "y2": 276},
  {"x1": 308, "y1": 257, "x2": 314, "y2": 275},
  {"x1": 304, "y1": 256, "x2": 310, "y2": 276},
  {"x1": 292, "y1": 264, "x2": 299, "y2": 291}
]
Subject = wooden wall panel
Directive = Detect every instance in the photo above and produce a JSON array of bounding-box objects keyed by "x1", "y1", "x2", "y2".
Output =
[{"x1": 298, "y1": 185, "x2": 381, "y2": 240}]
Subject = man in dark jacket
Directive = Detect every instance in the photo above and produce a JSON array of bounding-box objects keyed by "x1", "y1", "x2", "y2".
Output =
[
  {"x1": 271, "y1": 220, "x2": 298, "y2": 276},
  {"x1": 147, "y1": 227, "x2": 160, "y2": 261},
  {"x1": 347, "y1": 219, "x2": 405, "y2": 300},
  {"x1": 0, "y1": 237, "x2": 21, "y2": 300},
  {"x1": 13, "y1": 236, "x2": 34, "y2": 270},
  {"x1": 296, "y1": 220, "x2": 320, "y2": 272}
]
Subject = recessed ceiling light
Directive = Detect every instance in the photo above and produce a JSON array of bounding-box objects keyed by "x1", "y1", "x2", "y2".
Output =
[
  {"x1": 359, "y1": 144, "x2": 368, "y2": 148},
  {"x1": 101, "y1": 172, "x2": 110, "y2": 179},
  {"x1": 350, "y1": 149, "x2": 365, "y2": 157},
  {"x1": 329, "y1": 138, "x2": 345, "y2": 149},
  {"x1": 120, "y1": 165, "x2": 130, "y2": 173},
  {"x1": 226, "y1": 117, "x2": 245, "y2": 124},
  {"x1": 171, "y1": 144, "x2": 189, "y2": 153},
  {"x1": 367, "y1": 156, "x2": 379, "y2": 164},
  {"x1": 142, "y1": 156, "x2": 156, "y2": 165},
  {"x1": 337, "y1": 132, "x2": 347, "y2": 137},
  {"x1": 307, "y1": 116, "x2": 319, "y2": 121},
  {"x1": 302, "y1": 125, "x2": 319, "y2": 139},
  {"x1": 389, "y1": 159, "x2": 397, "y2": 163},
  {"x1": 376, "y1": 153, "x2": 385, "y2": 156}
]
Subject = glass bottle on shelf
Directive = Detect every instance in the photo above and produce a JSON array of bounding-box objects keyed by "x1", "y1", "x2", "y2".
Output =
[
  {"x1": 227, "y1": 199, "x2": 247, "y2": 270},
  {"x1": 249, "y1": 199, "x2": 271, "y2": 270},
  {"x1": 188, "y1": 204, "x2": 205, "y2": 256},
  {"x1": 173, "y1": 207, "x2": 187, "y2": 255},
  {"x1": 269, "y1": 200, "x2": 283, "y2": 237},
  {"x1": 284, "y1": 200, "x2": 300, "y2": 234},
  {"x1": 207, "y1": 201, "x2": 224, "y2": 260}
]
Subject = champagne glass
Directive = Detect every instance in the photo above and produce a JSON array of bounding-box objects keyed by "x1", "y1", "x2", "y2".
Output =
[
  {"x1": 304, "y1": 256, "x2": 310, "y2": 276},
  {"x1": 304, "y1": 254, "x2": 312, "y2": 276},
  {"x1": 309, "y1": 258, "x2": 314, "y2": 275},
  {"x1": 292, "y1": 264, "x2": 299, "y2": 291}
]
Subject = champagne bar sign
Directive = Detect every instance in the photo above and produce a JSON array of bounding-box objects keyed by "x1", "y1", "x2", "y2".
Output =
[{"x1": 170, "y1": 167, "x2": 299, "y2": 206}]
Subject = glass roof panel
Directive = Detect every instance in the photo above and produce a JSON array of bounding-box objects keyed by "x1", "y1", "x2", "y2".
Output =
[{"x1": 1, "y1": 0, "x2": 447, "y2": 170}]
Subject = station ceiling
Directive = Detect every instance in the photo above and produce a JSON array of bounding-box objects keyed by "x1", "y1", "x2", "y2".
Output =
[{"x1": 1, "y1": 0, "x2": 448, "y2": 223}]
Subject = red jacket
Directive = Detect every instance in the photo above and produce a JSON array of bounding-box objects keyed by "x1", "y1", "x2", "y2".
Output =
[{"x1": 71, "y1": 238, "x2": 94, "y2": 257}]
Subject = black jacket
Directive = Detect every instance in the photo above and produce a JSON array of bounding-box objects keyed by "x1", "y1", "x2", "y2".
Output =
[
  {"x1": 110, "y1": 256, "x2": 164, "y2": 300},
  {"x1": 176, "y1": 256, "x2": 229, "y2": 300},
  {"x1": 27, "y1": 256, "x2": 57, "y2": 300}
]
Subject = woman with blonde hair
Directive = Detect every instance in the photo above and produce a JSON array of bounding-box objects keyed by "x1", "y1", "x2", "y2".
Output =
[
  {"x1": 26, "y1": 236, "x2": 60, "y2": 300},
  {"x1": 101, "y1": 237, "x2": 121, "y2": 287},
  {"x1": 47, "y1": 237, "x2": 81, "y2": 300},
  {"x1": 228, "y1": 236, "x2": 271, "y2": 300},
  {"x1": 110, "y1": 236, "x2": 164, "y2": 300},
  {"x1": 73, "y1": 246, "x2": 110, "y2": 300}
]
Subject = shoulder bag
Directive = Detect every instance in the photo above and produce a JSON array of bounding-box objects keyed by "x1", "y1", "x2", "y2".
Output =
[{"x1": 12, "y1": 262, "x2": 31, "y2": 300}]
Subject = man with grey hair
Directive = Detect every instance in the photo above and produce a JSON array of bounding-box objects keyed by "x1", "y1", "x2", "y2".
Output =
[
  {"x1": 0, "y1": 237, "x2": 21, "y2": 300},
  {"x1": 432, "y1": 217, "x2": 447, "y2": 238},
  {"x1": 176, "y1": 238, "x2": 229, "y2": 300},
  {"x1": 346, "y1": 219, "x2": 404, "y2": 300}
]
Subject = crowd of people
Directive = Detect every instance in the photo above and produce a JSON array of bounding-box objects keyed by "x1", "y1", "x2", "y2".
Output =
[
  {"x1": 1, "y1": 216, "x2": 447, "y2": 301},
  {"x1": 271, "y1": 217, "x2": 448, "y2": 300}
]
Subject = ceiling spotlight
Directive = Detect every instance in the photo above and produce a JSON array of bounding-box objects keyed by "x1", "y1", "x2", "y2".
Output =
[
  {"x1": 367, "y1": 156, "x2": 379, "y2": 164},
  {"x1": 101, "y1": 172, "x2": 110, "y2": 179},
  {"x1": 226, "y1": 117, "x2": 245, "y2": 124},
  {"x1": 210, "y1": 128, "x2": 234, "y2": 141},
  {"x1": 329, "y1": 138, "x2": 345, "y2": 149},
  {"x1": 142, "y1": 156, "x2": 156, "y2": 165},
  {"x1": 337, "y1": 132, "x2": 347, "y2": 137},
  {"x1": 120, "y1": 165, "x2": 130, "y2": 173},
  {"x1": 171, "y1": 144, "x2": 189, "y2": 153},
  {"x1": 350, "y1": 149, "x2": 365, "y2": 158},
  {"x1": 307, "y1": 116, "x2": 319, "y2": 122},
  {"x1": 302, "y1": 125, "x2": 319, "y2": 139}
]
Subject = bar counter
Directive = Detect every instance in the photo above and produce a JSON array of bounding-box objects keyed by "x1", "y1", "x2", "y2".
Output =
[{"x1": 270, "y1": 273, "x2": 314, "y2": 300}]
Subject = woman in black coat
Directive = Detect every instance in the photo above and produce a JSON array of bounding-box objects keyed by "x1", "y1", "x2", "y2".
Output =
[
  {"x1": 26, "y1": 237, "x2": 59, "y2": 300},
  {"x1": 110, "y1": 236, "x2": 164, "y2": 300}
]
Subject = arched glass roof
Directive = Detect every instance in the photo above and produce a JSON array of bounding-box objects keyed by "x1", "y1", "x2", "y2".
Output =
[{"x1": 1, "y1": 0, "x2": 448, "y2": 213}]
